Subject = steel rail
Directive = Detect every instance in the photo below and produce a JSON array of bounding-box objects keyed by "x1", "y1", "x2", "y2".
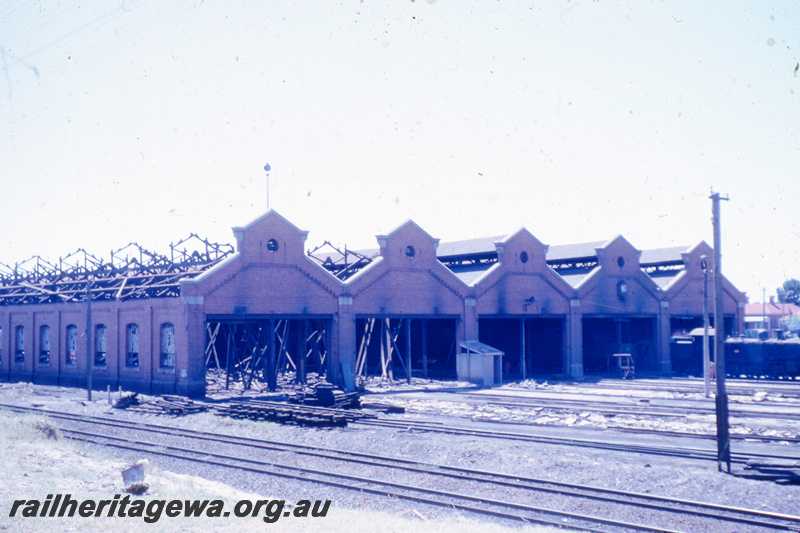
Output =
[
  {"x1": 356, "y1": 418, "x2": 800, "y2": 464},
  {"x1": 553, "y1": 380, "x2": 800, "y2": 398},
  {"x1": 424, "y1": 390, "x2": 800, "y2": 422},
  {"x1": 4, "y1": 403, "x2": 798, "y2": 531},
  {"x1": 446, "y1": 409, "x2": 800, "y2": 445},
  {"x1": 62, "y1": 429, "x2": 637, "y2": 533}
]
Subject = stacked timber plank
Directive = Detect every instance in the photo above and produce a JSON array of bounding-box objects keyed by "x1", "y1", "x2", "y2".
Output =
[
  {"x1": 220, "y1": 399, "x2": 376, "y2": 428},
  {"x1": 288, "y1": 382, "x2": 361, "y2": 409},
  {"x1": 114, "y1": 393, "x2": 208, "y2": 416}
]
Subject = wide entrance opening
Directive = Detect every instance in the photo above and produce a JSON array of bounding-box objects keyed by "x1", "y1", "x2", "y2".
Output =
[
  {"x1": 582, "y1": 317, "x2": 657, "y2": 374},
  {"x1": 354, "y1": 317, "x2": 458, "y2": 383},
  {"x1": 479, "y1": 317, "x2": 565, "y2": 379},
  {"x1": 205, "y1": 315, "x2": 332, "y2": 391}
]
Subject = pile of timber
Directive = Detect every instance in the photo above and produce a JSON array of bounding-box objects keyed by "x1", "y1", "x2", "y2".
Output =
[
  {"x1": 288, "y1": 382, "x2": 360, "y2": 409},
  {"x1": 114, "y1": 393, "x2": 208, "y2": 416},
  {"x1": 219, "y1": 399, "x2": 377, "y2": 428}
]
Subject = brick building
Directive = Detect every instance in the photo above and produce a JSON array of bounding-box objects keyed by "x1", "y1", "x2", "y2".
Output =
[{"x1": 0, "y1": 210, "x2": 747, "y2": 396}]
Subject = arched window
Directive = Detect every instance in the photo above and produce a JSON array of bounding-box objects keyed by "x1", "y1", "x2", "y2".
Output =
[
  {"x1": 39, "y1": 325, "x2": 51, "y2": 365},
  {"x1": 14, "y1": 325, "x2": 25, "y2": 364},
  {"x1": 95, "y1": 324, "x2": 107, "y2": 367},
  {"x1": 65, "y1": 325, "x2": 78, "y2": 365},
  {"x1": 160, "y1": 323, "x2": 175, "y2": 369},
  {"x1": 126, "y1": 324, "x2": 139, "y2": 368}
]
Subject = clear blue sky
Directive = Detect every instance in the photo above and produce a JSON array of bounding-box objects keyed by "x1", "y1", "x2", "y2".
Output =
[{"x1": 1, "y1": 0, "x2": 798, "y2": 302}]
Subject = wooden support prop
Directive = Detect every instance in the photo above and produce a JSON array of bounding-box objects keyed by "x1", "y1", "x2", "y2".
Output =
[
  {"x1": 205, "y1": 322, "x2": 221, "y2": 369},
  {"x1": 316, "y1": 321, "x2": 330, "y2": 366},
  {"x1": 267, "y1": 319, "x2": 276, "y2": 391},
  {"x1": 356, "y1": 318, "x2": 374, "y2": 379},
  {"x1": 323, "y1": 319, "x2": 331, "y2": 375},
  {"x1": 276, "y1": 320, "x2": 295, "y2": 371},
  {"x1": 406, "y1": 318, "x2": 412, "y2": 384},
  {"x1": 355, "y1": 325, "x2": 366, "y2": 379},
  {"x1": 389, "y1": 320, "x2": 408, "y2": 375},
  {"x1": 380, "y1": 319, "x2": 389, "y2": 378},
  {"x1": 225, "y1": 324, "x2": 233, "y2": 390},
  {"x1": 296, "y1": 319, "x2": 307, "y2": 384},
  {"x1": 520, "y1": 318, "x2": 527, "y2": 381}
]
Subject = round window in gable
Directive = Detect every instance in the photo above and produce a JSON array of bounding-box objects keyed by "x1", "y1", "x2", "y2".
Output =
[
  {"x1": 267, "y1": 239, "x2": 279, "y2": 253},
  {"x1": 520, "y1": 251, "x2": 529, "y2": 263},
  {"x1": 617, "y1": 256, "x2": 625, "y2": 268},
  {"x1": 405, "y1": 246, "x2": 416, "y2": 259}
]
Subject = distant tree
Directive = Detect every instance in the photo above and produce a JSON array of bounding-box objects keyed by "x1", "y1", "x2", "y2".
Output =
[{"x1": 777, "y1": 279, "x2": 800, "y2": 306}]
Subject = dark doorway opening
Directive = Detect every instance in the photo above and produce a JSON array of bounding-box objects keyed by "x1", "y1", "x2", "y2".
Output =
[
  {"x1": 479, "y1": 317, "x2": 565, "y2": 379},
  {"x1": 354, "y1": 317, "x2": 458, "y2": 382},
  {"x1": 583, "y1": 317, "x2": 657, "y2": 374}
]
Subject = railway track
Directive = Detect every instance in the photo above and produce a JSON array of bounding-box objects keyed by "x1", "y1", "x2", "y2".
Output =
[
  {"x1": 355, "y1": 418, "x2": 800, "y2": 465},
  {"x1": 420, "y1": 389, "x2": 800, "y2": 422},
  {"x1": 369, "y1": 409, "x2": 800, "y2": 447},
  {"x1": 551, "y1": 378, "x2": 800, "y2": 399},
  {"x1": 4, "y1": 403, "x2": 800, "y2": 532}
]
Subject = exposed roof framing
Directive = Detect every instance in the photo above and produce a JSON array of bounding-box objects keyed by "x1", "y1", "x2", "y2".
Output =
[
  {"x1": 438, "y1": 252, "x2": 498, "y2": 273},
  {"x1": 545, "y1": 256, "x2": 599, "y2": 275},
  {"x1": 306, "y1": 241, "x2": 373, "y2": 280},
  {"x1": 640, "y1": 260, "x2": 685, "y2": 277},
  {"x1": 0, "y1": 235, "x2": 234, "y2": 306}
]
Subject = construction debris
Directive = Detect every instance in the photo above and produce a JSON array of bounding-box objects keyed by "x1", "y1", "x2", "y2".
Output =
[
  {"x1": 114, "y1": 393, "x2": 208, "y2": 416},
  {"x1": 220, "y1": 399, "x2": 376, "y2": 428},
  {"x1": 121, "y1": 459, "x2": 148, "y2": 486},
  {"x1": 122, "y1": 460, "x2": 150, "y2": 495},
  {"x1": 288, "y1": 381, "x2": 361, "y2": 409}
]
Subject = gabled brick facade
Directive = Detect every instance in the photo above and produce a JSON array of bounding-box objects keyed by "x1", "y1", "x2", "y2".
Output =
[{"x1": 0, "y1": 210, "x2": 748, "y2": 394}]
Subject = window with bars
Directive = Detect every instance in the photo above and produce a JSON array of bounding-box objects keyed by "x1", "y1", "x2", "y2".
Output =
[
  {"x1": 126, "y1": 323, "x2": 139, "y2": 368},
  {"x1": 160, "y1": 323, "x2": 175, "y2": 369},
  {"x1": 39, "y1": 325, "x2": 51, "y2": 365},
  {"x1": 65, "y1": 325, "x2": 78, "y2": 365},
  {"x1": 14, "y1": 325, "x2": 24, "y2": 364},
  {"x1": 95, "y1": 324, "x2": 107, "y2": 367}
]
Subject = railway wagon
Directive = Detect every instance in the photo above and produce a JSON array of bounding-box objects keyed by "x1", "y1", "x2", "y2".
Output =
[{"x1": 725, "y1": 339, "x2": 800, "y2": 379}]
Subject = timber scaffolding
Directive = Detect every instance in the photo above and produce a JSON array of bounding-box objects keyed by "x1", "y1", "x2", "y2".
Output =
[
  {"x1": 0, "y1": 234, "x2": 234, "y2": 305},
  {"x1": 205, "y1": 318, "x2": 330, "y2": 392}
]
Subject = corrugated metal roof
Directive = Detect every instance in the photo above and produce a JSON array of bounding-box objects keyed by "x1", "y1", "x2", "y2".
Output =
[
  {"x1": 546, "y1": 241, "x2": 605, "y2": 261},
  {"x1": 640, "y1": 246, "x2": 689, "y2": 264},
  {"x1": 436, "y1": 235, "x2": 505, "y2": 257},
  {"x1": 351, "y1": 233, "x2": 691, "y2": 264}
]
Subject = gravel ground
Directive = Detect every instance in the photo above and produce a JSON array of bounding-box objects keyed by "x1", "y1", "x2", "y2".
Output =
[{"x1": 2, "y1": 379, "x2": 800, "y2": 532}]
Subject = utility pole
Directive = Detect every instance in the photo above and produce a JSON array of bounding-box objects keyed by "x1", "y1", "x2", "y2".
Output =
[
  {"x1": 86, "y1": 282, "x2": 93, "y2": 401},
  {"x1": 701, "y1": 254, "x2": 710, "y2": 398},
  {"x1": 711, "y1": 191, "x2": 731, "y2": 473}
]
